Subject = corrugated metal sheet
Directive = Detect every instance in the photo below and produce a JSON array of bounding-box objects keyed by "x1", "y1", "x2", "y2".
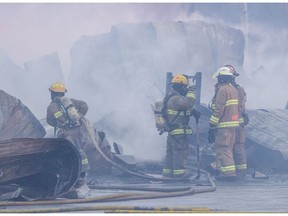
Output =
[
  {"x1": 246, "y1": 109, "x2": 288, "y2": 160},
  {"x1": 0, "y1": 90, "x2": 46, "y2": 140},
  {"x1": 0, "y1": 138, "x2": 52, "y2": 159},
  {"x1": 0, "y1": 138, "x2": 81, "y2": 200}
]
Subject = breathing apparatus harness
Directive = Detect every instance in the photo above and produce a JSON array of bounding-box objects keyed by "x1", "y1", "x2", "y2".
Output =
[
  {"x1": 159, "y1": 92, "x2": 181, "y2": 135},
  {"x1": 54, "y1": 96, "x2": 82, "y2": 135}
]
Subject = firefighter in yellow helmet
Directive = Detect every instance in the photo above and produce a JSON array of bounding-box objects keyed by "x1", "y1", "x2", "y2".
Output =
[
  {"x1": 226, "y1": 65, "x2": 249, "y2": 178},
  {"x1": 46, "y1": 82, "x2": 91, "y2": 197},
  {"x1": 208, "y1": 66, "x2": 239, "y2": 181},
  {"x1": 162, "y1": 74, "x2": 199, "y2": 178}
]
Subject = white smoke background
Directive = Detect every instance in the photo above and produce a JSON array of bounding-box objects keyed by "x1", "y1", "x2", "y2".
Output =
[
  {"x1": 68, "y1": 19, "x2": 245, "y2": 161},
  {"x1": 1, "y1": 3, "x2": 288, "y2": 161},
  {"x1": 185, "y1": 5, "x2": 288, "y2": 110},
  {"x1": 0, "y1": 3, "x2": 193, "y2": 161},
  {"x1": 242, "y1": 24, "x2": 288, "y2": 109},
  {"x1": 0, "y1": 3, "x2": 191, "y2": 77}
]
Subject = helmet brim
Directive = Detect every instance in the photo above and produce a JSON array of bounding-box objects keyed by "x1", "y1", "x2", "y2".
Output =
[{"x1": 212, "y1": 72, "x2": 219, "y2": 80}]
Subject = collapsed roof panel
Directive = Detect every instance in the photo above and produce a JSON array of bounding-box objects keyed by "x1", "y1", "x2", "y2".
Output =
[
  {"x1": 246, "y1": 109, "x2": 288, "y2": 160},
  {"x1": 0, "y1": 138, "x2": 81, "y2": 200},
  {"x1": 0, "y1": 90, "x2": 46, "y2": 140}
]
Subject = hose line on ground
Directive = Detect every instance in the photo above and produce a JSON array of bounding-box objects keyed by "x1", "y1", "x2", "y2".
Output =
[
  {"x1": 88, "y1": 184, "x2": 192, "y2": 192},
  {"x1": 0, "y1": 169, "x2": 215, "y2": 208},
  {"x1": 0, "y1": 177, "x2": 216, "y2": 213},
  {"x1": 0, "y1": 118, "x2": 216, "y2": 213},
  {"x1": 0, "y1": 205, "x2": 218, "y2": 213},
  {"x1": 82, "y1": 118, "x2": 214, "y2": 184}
]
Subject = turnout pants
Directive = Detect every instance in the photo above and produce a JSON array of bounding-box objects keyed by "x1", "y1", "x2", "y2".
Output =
[
  {"x1": 57, "y1": 126, "x2": 90, "y2": 173},
  {"x1": 215, "y1": 127, "x2": 236, "y2": 177},
  {"x1": 234, "y1": 126, "x2": 247, "y2": 176},
  {"x1": 163, "y1": 134, "x2": 189, "y2": 177}
]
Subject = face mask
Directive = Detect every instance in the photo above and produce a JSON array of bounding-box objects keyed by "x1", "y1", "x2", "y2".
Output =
[{"x1": 181, "y1": 86, "x2": 188, "y2": 96}]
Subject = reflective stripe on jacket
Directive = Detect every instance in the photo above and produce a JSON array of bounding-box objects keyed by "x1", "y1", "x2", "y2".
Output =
[
  {"x1": 170, "y1": 128, "x2": 193, "y2": 135},
  {"x1": 210, "y1": 83, "x2": 239, "y2": 128},
  {"x1": 46, "y1": 96, "x2": 88, "y2": 128},
  {"x1": 165, "y1": 89, "x2": 196, "y2": 135}
]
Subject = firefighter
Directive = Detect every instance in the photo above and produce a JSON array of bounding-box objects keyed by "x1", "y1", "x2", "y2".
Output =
[
  {"x1": 162, "y1": 74, "x2": 199, "y2": 178},
  {"x1": 226, "y1": 65, "x2": 249, "y2": 178},
  {"x1": 208, "y1": 66, "x2": 239, "y2": 181},
  {"x1": 46, "y1": 82, "x2": 90, "y2": 197}
]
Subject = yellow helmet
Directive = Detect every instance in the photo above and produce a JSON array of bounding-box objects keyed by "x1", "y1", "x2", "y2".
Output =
[
  {"x1": 212, "y1": 66, "x2": 233, "y2": 79},
  {"x1": 49, "y1": 82, "x2": 67, "y2": 93},
  {"x1": 171, "y1": 74, "x2": 188, "y2": 85}
]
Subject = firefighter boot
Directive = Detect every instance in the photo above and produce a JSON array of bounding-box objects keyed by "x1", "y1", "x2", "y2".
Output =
[
  {"x1": 74, "y1": 172, "x2": 90, "y2": 198},
  {"x1": 236, "y1": 170, "x2": 247, "y2": 180},
  {"x1": 63, "y1": 172, "x2": 90, "y2": 199},
  {"x1": 215, "y1": 174, "x2": 237, "y2": 182}
]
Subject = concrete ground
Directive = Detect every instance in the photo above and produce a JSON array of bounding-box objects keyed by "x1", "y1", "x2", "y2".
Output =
[
  {"x1": 85, "y1": 172, "x2": 288, "y2": 213},
  {"x1": 2, "y1": 170, "x2": 287, "y2": 213}
]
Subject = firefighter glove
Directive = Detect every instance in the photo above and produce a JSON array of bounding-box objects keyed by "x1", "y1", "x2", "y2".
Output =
[
  {"x1": 208, "y1": 126, "x2": 216, "y2": 144},
  {"x1": 181, "y1": 86, "x2": 189, "y2": 96},
  {"x1": 192, "y1": 109, "x2": 201, "y2": 121},
  {"x1": 242, "y1": 112, "x2": 249, "y2": 125},
  {"x1": 188, "y1": 85, "x2": 196, "y2": 91}
]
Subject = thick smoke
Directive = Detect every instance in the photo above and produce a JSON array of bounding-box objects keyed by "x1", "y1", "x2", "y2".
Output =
[
  {"x1": 0, "y1": 3, "x2": 192, "y2": 77},
  {"x1": 1, "y1": 3, "x2": 288, "y2": 161},
  {"x1": 242, "y1": 25, "x2": 288, "y2": 109}
]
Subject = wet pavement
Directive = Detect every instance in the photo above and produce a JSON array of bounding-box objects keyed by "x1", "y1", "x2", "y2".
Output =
[
  {"x1": 1, "y1": 170, "x2": 288, "y2": 213},
  {"x1": 84, "y1": 172, "x2": 288, "y2": 213}
]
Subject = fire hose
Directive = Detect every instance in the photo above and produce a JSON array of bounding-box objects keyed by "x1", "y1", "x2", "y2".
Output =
[
  {"x1": 82, "y1": 117, "x2": 216, "y2": 194},
  {"x1": 81, "y1": 117, "x2": 211, "y2": 183},
  {"x1": 0, "y1": 205, "x2": 217, "y2": 213},
  {"x1": 0, "y1": 118, "x2": 216, "y2": 213},
  {"x1": 0, "y1": 175, "x2": 216, "y2": 213}
]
